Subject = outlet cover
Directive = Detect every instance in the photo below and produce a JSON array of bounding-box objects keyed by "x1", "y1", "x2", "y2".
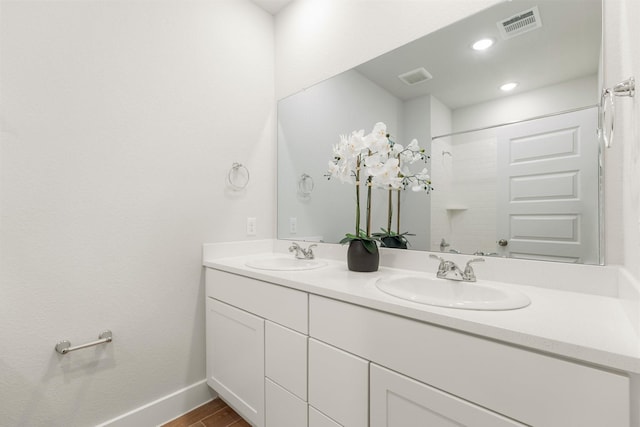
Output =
[{"x1": 246, "y1": 217, "x2": 257, "y2": 235}]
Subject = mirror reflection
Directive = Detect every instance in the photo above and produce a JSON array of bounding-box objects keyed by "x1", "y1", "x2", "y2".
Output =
[{"x1": 277, "y1": 0, "x2": 602, "y2": 264}]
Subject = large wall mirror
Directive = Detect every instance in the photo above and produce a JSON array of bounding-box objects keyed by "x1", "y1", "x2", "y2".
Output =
[{"x1": 277, "y1": 0, "x2": 603, "y2": 264}]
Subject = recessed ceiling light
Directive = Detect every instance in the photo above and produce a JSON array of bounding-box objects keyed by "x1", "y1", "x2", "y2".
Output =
[
  {"x1": 500, "y1": 82, "x2": 519, "y2": 91},
  {"x1": 472, "y1": 38, "x2": 494, "y2": 51}
]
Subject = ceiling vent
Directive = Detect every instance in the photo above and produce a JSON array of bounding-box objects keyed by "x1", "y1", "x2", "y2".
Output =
[
  {"x1": 398, "y1": 67, "x2": 433, "y2": 86},
  {"x1": 497, "y1": 6, "x2": 542, "y2": 39}
]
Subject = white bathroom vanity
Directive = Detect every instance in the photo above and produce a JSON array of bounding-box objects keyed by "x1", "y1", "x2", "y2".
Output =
[{"x1": 203, "y1": 240, "x2": 639, "y2": 427}]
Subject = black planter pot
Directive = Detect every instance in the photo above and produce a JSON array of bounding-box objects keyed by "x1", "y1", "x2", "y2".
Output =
[
  {"x1": 347, "y1": 240, "x2": 379, "y2": 272},
  {"x1": 380, "y1": 236, "x2": 408, "y2": 249}
]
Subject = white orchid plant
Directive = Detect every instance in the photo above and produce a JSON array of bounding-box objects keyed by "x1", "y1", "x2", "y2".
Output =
[
  {"x1": 374, "y1": 135, "x2": 432, "y2": 248},
  {"x1": 326, "y1": 122, "x2": 432, "y2": 253}
]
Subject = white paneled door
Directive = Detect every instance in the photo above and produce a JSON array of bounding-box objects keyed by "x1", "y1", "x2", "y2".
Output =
[{"x1": 496, "y1": 107, "x2": 599, "y2": 263}]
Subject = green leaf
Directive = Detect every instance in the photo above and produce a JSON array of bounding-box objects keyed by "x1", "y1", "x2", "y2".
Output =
[
  {"x1": 362, "y1": 239, "x2": 378, "y2": 254},
  {"x1": 339, "y1": 235, "x2": 355, "y2": 244}
]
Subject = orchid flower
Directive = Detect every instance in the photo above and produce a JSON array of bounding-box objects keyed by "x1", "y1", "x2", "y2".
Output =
[
  {"x1": 391, "y1": 143, "x2": 403, "y2": 156},
  {"x1": 326, "y1": 122, "x2": 432, "y2": 249},
  {"x1": 364, "y1": 122, "x2": 391, "y2": 156},
  {"x1": 369, "y1": 158, "x2": 403, "y2": 189},
  {"x1": 400, "y1": 139, "x2": 426, "y2": 164}
]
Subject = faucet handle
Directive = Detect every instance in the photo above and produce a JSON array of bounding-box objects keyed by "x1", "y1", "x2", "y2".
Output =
[
  {"x1": 429, "y1": 254, "x2": 444, "y2": 262},
  {"x1": 306, "y1": 244, "x2": 317, "y2": 259},
  {"x1": 289, "y1": 242, "x2": 304, "y2": 258},
  {"x1": 429, "y1": 254, "x2": 447, "y2": 275},
  {"x1": 463, "y1": 258, "x2": 485, "y2": 282},
  {"x1": 465, "y1": 258, "x2": 485, "y2": 266},
  {"x1": 288, "y1": 242, "x2": 300, "y2": 252}
]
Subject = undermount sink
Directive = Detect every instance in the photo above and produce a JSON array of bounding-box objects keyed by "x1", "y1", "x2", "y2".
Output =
[
  {"x1": 245, "y1": 255, "x2": 328, "y2": 271},
  {"x1": 375, "y1": 275, "x2": 530, "y2": 310}
]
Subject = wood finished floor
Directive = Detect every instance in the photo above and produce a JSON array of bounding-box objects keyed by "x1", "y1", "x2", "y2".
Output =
[{"x1": 161, "y1": 398, "x2": 251, "y2": 427}]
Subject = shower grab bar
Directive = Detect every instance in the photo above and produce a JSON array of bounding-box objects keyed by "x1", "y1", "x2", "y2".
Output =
[{"x1": 55, "y1": 330, "x2": 112, "y2": 355}]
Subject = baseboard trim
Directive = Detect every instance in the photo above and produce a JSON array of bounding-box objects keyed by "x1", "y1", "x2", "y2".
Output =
[{"x1": 97, "y1": 379, "x2": 216, "y2": 427}]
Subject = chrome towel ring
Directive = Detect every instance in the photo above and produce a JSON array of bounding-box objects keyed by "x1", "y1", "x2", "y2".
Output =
[
  {"x1": 297, "y1": 173, "x2": 314, "y2": 197},
  {"x1": 600, "y1": 77, "x2": 635, "y2": 148},
  {"x1": 227, "y1": 162, "x2": 250, "y2": 190}
]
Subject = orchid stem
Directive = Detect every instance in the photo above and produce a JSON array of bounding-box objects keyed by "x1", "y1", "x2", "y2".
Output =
[
  {"x1": 387, "y1": 188, "x2": 393, "y2": 232},
  {"x1": 355, "y1": 159, "x2": 361, "y2": 236},
  {"x1": 396, "y1": 156, "x2": 401, "y2": 234},
  {"x1": 366, "y1": 181, "x2": 372, "y2": 237},
  {"x1": 396, "y1": 189, "x2": 401, "y2": 234}
]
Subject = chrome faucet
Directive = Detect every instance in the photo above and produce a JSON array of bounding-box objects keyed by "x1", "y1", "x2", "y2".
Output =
[
  {"x1": 289, "y1": 242, "x2": 317, "y2": 260},
  {"x1": 439, "y1": 238, "x2": 450, "y2": 252},
  {"x1": 473, "y1": 250, "x2": 499, "y2": 256},
  {"x1": 429, "y1": 255, "x2": 485, "y2": 282}
]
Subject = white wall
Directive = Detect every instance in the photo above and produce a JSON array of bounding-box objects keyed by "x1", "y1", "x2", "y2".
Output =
[
  {"x1": 603, "y1": 0, "x2": 640, "y2": 281},
  {"x1": 0, "y1": 1, "x2": 274, "y2": 425},
  {"x1": 604, "y1": 1, "x2": 640, "y2": 420}
]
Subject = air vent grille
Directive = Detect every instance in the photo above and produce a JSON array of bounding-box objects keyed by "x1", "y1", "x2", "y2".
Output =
[
  {"x1": 497, "y1": 6, "x2": 542, "y2": 39},
  {"x1": 398, "y1": 67, "x2": 433, "y2": 86}
]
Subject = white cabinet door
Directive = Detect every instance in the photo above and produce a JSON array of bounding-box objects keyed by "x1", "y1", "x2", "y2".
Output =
[
  {"x1": 370, "y1": 364, "x2": 525, "y2": 427},
  {"x1": 265, "y1": 378, "x2": 307, "y2": 427},
  {"x1": 308, "y1": 338, "x2": 368, "y2": 427},
  {"x1": 309, "y1": 406, "x2": 342, "y2": 427},
  {"x1": 206, "y1": 298, "x2": 264, "y2": 427}
]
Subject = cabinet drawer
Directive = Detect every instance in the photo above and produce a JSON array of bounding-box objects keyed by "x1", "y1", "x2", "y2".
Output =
[
  {"x1": 265, "y1": 378, "x2": 307, "y2": 427},
  {"x1": 310, "y1": 295, "x2": 629, "y2": 427},
  {"x1": 309, "y1": 406, "x2": 341, "y2": 427},
  {"x1": 206, "y1": 268, "x2": 308, "y2": 333},
  {"x1": 370, "y1": 364, "x2": 525, "y2": 427},
  {"x1": 265, "y1": 321, "x2": 308, "y2": 400},
  {"x1": 308, "y1": 338, "x2": 368, "y2": 427}
]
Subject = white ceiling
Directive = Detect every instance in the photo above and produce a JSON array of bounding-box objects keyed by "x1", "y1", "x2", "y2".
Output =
[
  {"x1": 251, "y1": 0, "x2": 294, "y2": 15},
  {"x1": 355, "y1": 0, "x2": 602, "y2": 109}
]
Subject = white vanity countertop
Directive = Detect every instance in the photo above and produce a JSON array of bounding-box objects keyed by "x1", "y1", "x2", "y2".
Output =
[{"x1": 203, "y1": 252, "x2": 640, "y2": 374}]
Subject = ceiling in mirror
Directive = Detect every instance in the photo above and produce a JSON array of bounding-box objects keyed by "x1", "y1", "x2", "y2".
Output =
[
  {"x1": 354, "y1": 1, "x2": 601, "y2": 109},
  {"x1": 277, "y1": 0, "x2": 603, "y2": 265}
]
